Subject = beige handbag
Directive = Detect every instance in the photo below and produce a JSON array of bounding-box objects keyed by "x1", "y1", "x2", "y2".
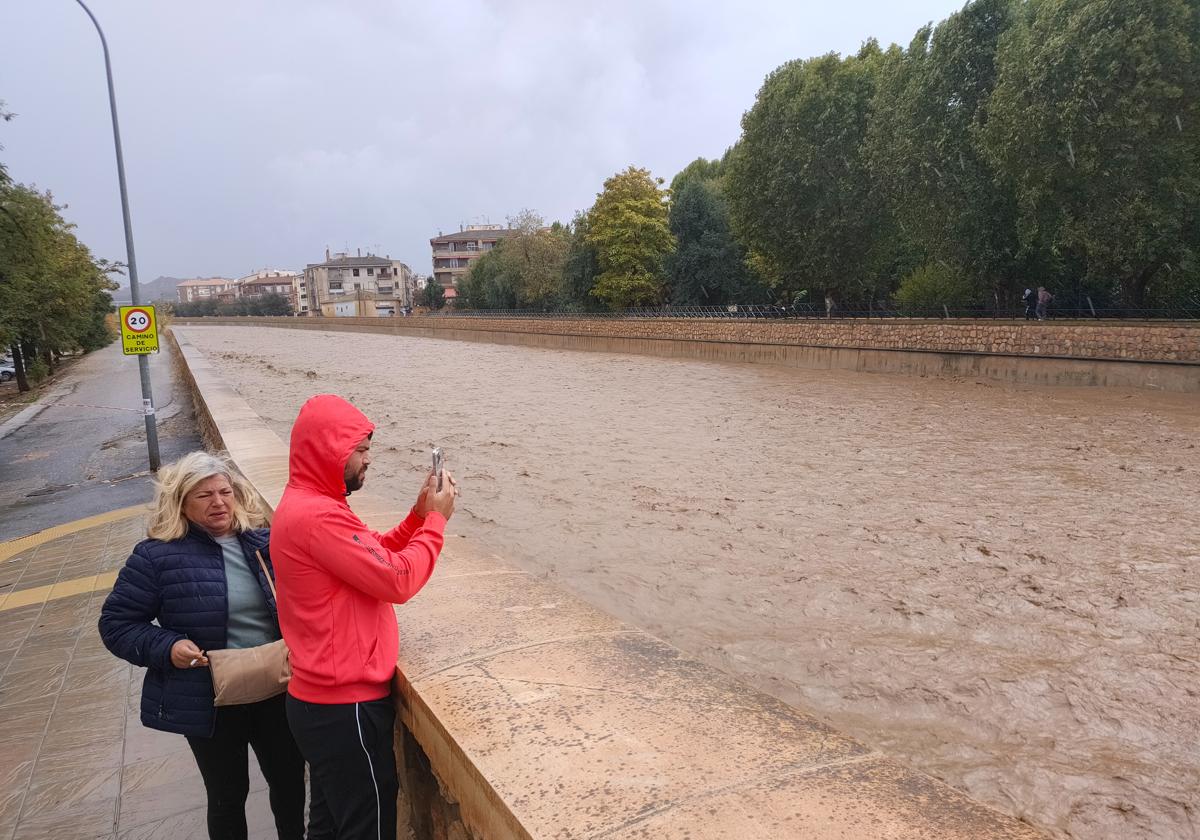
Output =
[{"x1": 207, "y1": 550, "x2": 291, "y2": 706}]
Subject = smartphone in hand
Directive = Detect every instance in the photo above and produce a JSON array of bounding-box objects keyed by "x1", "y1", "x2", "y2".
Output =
[{"x1": 432, "y1": 448, "x2": 444, "y2": 491}]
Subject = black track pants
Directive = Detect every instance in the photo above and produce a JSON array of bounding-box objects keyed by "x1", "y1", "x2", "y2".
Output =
[{"x1": 286, "y1": 694, "x2": 398, "y2": 840}]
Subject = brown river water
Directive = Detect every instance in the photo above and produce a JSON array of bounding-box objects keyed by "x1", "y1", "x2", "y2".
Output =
[{"x1": 179, "y1": 325, "x2": 1199, "y2": 839}]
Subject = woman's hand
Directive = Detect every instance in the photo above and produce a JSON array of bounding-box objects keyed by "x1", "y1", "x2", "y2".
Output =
[{"x1": 170, "y1": 639, "x2": 209, "y2": 669}]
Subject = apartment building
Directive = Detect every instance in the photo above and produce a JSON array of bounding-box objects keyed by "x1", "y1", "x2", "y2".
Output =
[
  {"x1": 430, "y1": 225, "x2": 515, "y2": 289},
  {"x1": 176, "y1": 277, "x2": 234, "y2": 303},
  {"x1": 237, "y1": 269, "x2": 301, "y2": 311},
  {"x1": 302, "y1": 250, "x2": 416, "y2": 316}
]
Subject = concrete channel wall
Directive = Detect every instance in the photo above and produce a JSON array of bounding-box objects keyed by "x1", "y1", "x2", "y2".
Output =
[
  {"x1": 172, "y1": 315, "x2": 1200, "y2": 392},
  {"x1": 169, "y1": 327, "x2": 1045, "y2": 839}
]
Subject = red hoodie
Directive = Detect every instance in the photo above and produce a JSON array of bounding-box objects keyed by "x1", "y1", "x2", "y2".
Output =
[{"x1": 270, "y1": 394, "x2": 445, "y2": 704}]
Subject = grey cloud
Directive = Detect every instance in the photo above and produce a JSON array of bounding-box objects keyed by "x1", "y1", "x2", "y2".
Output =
[{"x1": 0, "y1": 0, "x2": 963, "y2": 281}]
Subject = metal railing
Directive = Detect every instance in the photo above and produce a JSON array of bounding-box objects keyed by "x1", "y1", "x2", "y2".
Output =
[{"x1": 429, "y1": 303, "x2": 1200, "y2": 321}]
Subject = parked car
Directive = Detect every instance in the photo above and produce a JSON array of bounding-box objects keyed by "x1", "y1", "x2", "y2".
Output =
[{"x1": 0, "y1": 362, "x2": 15, "y2": 383}]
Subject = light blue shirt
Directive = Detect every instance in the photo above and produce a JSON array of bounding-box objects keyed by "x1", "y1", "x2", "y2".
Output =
[{"x1": 214, "y1": 534, "x2": 279, "y2": 649}]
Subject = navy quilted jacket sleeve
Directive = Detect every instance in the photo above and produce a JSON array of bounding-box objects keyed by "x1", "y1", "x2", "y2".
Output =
[
  {"x1": 97, "y1": 528, "x2": 274, "y2": 738},
  {"x1": 99, "y1": 543, "x2": 184, "y2": 670}
]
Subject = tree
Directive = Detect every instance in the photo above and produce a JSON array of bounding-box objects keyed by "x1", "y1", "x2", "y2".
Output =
[
  {"x1": 419, "y1": 278, "x2": 446, "y2": 310},
  {"x1": 667, "y1": 178, "x2": 769, "y2": 305},
  {"x1": 0, "y1": 183, "x2": 116, "y2": 391},
  {"x1": 868, "y1": 0, "x2": 1024, "y2": 306},
  {"x1": 560, "y1": 211, "x2": 602, "y2": 310},
  {"x1": 501, "y1": 210, "x2": 570, "y2": 307},
  {"x1": 669, "y1": 155, "x2": 727, "y2": 195},
  {"x1": 725, "y1": 43, "x2": 899, "y2": 306},
  {"x1": 459, "y1": 247, "x2": 517, "y2": 309},
  {"x1": 983, "y1": 0, "x2": 1200, "y2": 307},
  {"x1": 894, "y1": 262, "x2": 978, "y2": 315},
  {"x1": 586, "y1": 166, "x2": 674, "y2": 309}
]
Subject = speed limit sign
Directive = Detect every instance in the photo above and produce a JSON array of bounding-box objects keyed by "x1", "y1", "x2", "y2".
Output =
[{"x1": 119, "y1": 305, "x2": 159, "y2": 355}]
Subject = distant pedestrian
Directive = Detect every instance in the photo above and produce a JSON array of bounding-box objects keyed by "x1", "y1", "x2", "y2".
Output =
[
  {"x1": 1022, "y1": 288, "x2": 1037, "y2": 320},
  {"x1": 825, "y1": 293, "x2": 835, "y2": 319},
  {"x1": 1036, "y1": 286, "x2": 1053, "y2": 320}
]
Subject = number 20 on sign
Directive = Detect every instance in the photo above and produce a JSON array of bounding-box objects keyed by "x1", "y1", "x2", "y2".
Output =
[{"x1": 119, "y1": 305, "x2": 159, "y2": 355}]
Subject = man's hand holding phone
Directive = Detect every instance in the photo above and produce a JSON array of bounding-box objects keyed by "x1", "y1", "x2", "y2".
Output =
[{"x1": 415, "y1": 448, "x2": 457, "y2": 521}]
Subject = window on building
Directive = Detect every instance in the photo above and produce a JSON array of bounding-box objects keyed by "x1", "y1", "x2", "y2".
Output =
[
  {"x1": 367, "y1": 268, "x2": 374, "y2": 276},
  {"x1": 466, "y1": 242, "x2": 477, "y2": 251},
  {"x1": 353, "y1": 268, "x2": 360, "y2": 277},
  {"x1": 354, "y1": 283, "x2": 361, "y2": 290},
  {"x1": 329, "y1": 281, "x2": 343, "y2": 290}
]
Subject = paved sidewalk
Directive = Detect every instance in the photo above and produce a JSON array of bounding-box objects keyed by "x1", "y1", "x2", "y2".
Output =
[{"x1": 0, "y1": 509, "x2": 275, "y2": 840}]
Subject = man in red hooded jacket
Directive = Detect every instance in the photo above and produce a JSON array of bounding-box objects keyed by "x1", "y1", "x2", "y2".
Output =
[{"x1": 271, "y1": 394, "x2": 455, "y2": 840}]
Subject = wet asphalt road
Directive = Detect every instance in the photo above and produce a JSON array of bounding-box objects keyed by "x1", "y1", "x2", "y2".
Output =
[{"x1": 0, "y1": 343, "x2": 201, "y2": 541}]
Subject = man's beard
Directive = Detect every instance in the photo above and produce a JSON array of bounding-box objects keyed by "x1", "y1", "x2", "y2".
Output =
[{"x1": 345, "y1": 471, "x2": 366, "y2": 493}]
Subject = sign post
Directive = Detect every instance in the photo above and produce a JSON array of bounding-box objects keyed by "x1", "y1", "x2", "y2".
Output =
[
  {"x1": 119, "y1": 305, "x2": 159, "y2": 355},
  {"x1": 75, "y1": 0, "x2": 160, "y2": 470}
]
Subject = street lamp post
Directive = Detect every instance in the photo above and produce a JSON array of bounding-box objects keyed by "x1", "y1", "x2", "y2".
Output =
[{"x1": 73, "y1": 0, "x2": 160, "y2": 471}]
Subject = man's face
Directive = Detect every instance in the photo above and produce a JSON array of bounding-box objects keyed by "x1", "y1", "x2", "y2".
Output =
[{"x1": 344, "y1": 436, "x2": 372, "y2": 493}]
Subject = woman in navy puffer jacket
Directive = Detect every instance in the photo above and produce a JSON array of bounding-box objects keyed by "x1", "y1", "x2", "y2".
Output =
[{"x1": 100, "y1": 452, "x2": 305, "y2": 840}]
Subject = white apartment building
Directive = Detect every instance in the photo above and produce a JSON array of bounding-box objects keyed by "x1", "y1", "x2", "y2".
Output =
[
  {"x1": 302, "y1": 250, "x2": 416, "y2": 316},
  {"x1": 176, "y1": 277, "x2": 234, "y2": 303}
]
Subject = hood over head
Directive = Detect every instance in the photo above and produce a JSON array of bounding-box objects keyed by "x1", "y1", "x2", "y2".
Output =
[{"x1": 287, "y1": 394, "x2": 375, "y2": 498}]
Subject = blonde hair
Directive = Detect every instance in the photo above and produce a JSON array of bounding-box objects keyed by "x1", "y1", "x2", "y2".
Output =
[{"x1": 146, "y1": 451, "x2": 267, "y2": 541}]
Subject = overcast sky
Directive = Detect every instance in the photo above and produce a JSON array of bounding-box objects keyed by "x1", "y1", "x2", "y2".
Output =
[{"x1": 1, "y1": 0, "x2": 964, "y2": 283}]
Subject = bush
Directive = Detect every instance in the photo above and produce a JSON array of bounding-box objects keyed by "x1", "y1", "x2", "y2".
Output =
[
  {"x1": 894, "y1": 264, "x2": 976, "y2": 316},
  {"x1": 26, "y1": 357, "x2": 49, "y2": 384}
]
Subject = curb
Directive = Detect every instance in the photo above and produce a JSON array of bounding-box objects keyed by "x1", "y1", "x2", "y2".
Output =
[{"x1": 0, "y1": 386, "x2": 73, "y2": 442}]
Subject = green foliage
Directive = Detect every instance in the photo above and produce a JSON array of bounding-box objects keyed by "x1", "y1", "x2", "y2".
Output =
[
  {"x1": 501, "y1": 211, "x2": 571, "y2": 307},
  {"x1": 560, "y1": 211, "x2": 603, "y2": 311},
  {"x1": 982, "y1": 0, "x2": 1200, "y2": 305},
  {"x1": 718, "y1": 0, "x2": 1200, "y2": 313},
  {"x1": 586, "y1": 166, "x2": 674, "y2": 309},
  {"x1": 25, "y1": 356, "x2": 49, "y2": 385},
  {"x1": 419, "y1": 278, "x2": 446, "y2": 310},
  {"x1": 725, "y1": 43, "x2": 899, "y2": 305},
  {"x1": 894, "y1": 263, "x2": 978, "y2": 314},
  {"x1": 669, "y1": 156, "x2": 726, "y2": 195},
  {"x1": 0, "y1": 183, "x2": 117, "y2": 389},
  {"x1": 173, "y1": 299, "x2": 219, "y2": 318},
  {"x1": 868, "y1": 0, "x2": 1025, "y2": 302},
  {"x1": 457, "y1": 212, "x2": 571, "y2": 310},
  {"x1": 667, "y1": 179, "x2": 769, "y2": 305},
  {"x1": 459, "y1": 247, "x2": 517, "y2": 310},
  {"x1": 172, "y1": 293, "x2": 291, "y2": 317}
]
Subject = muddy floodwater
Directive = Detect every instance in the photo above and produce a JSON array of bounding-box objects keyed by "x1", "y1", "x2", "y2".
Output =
[{"x1": 181, "y1": 325, "x2": 1199, "y2": 839}]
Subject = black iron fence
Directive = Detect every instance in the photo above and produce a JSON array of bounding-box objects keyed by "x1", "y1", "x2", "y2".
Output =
[{"x1": 431, "y1": 302, "x2": 1200, "y2": 321}]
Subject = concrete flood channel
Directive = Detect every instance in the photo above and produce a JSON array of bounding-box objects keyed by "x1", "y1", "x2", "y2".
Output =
[{"x1": 177, "y1": 325, "x2": 1199, "y2": 840}]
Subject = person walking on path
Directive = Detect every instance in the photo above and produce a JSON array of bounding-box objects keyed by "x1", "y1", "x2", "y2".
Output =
[
  {"x1": 270, "y1": 394, "x2": 456, "y2": 840},
  {"x1": 1023, "y1": 288, "x2": 1037, "y2": 320},
  {"x1": 99, "y1": 452, "x2": 306, "y2": 840},
  {"x1": 1036, "y1": 286, "x2": 1053, "y2": 320}
]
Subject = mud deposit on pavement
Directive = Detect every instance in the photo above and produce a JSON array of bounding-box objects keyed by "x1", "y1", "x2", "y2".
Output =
[{"x1": 182, "y1": 325, "x2": 1199, "y2": 839}]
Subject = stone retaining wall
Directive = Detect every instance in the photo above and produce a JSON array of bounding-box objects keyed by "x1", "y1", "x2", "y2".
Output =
[
  {"x1": 171, "y1": 316, "x2": 1200, "y2": 392},
  {"x1": 170, "y1": 326, "x2": 1046, "y2": 839}
]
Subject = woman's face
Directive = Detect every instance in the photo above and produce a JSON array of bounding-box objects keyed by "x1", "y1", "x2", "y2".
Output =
[{"x1": 183, "y1": 474, "x2": 237, "y2": 537}]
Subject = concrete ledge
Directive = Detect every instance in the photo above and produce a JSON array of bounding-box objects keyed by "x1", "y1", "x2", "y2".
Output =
[
  {"x1": 171, "y1": 316, "x2": 1200, "y2": 392},
  {"x1": 168, "y1": 327, "x2": 1045, "y2": 839}
]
